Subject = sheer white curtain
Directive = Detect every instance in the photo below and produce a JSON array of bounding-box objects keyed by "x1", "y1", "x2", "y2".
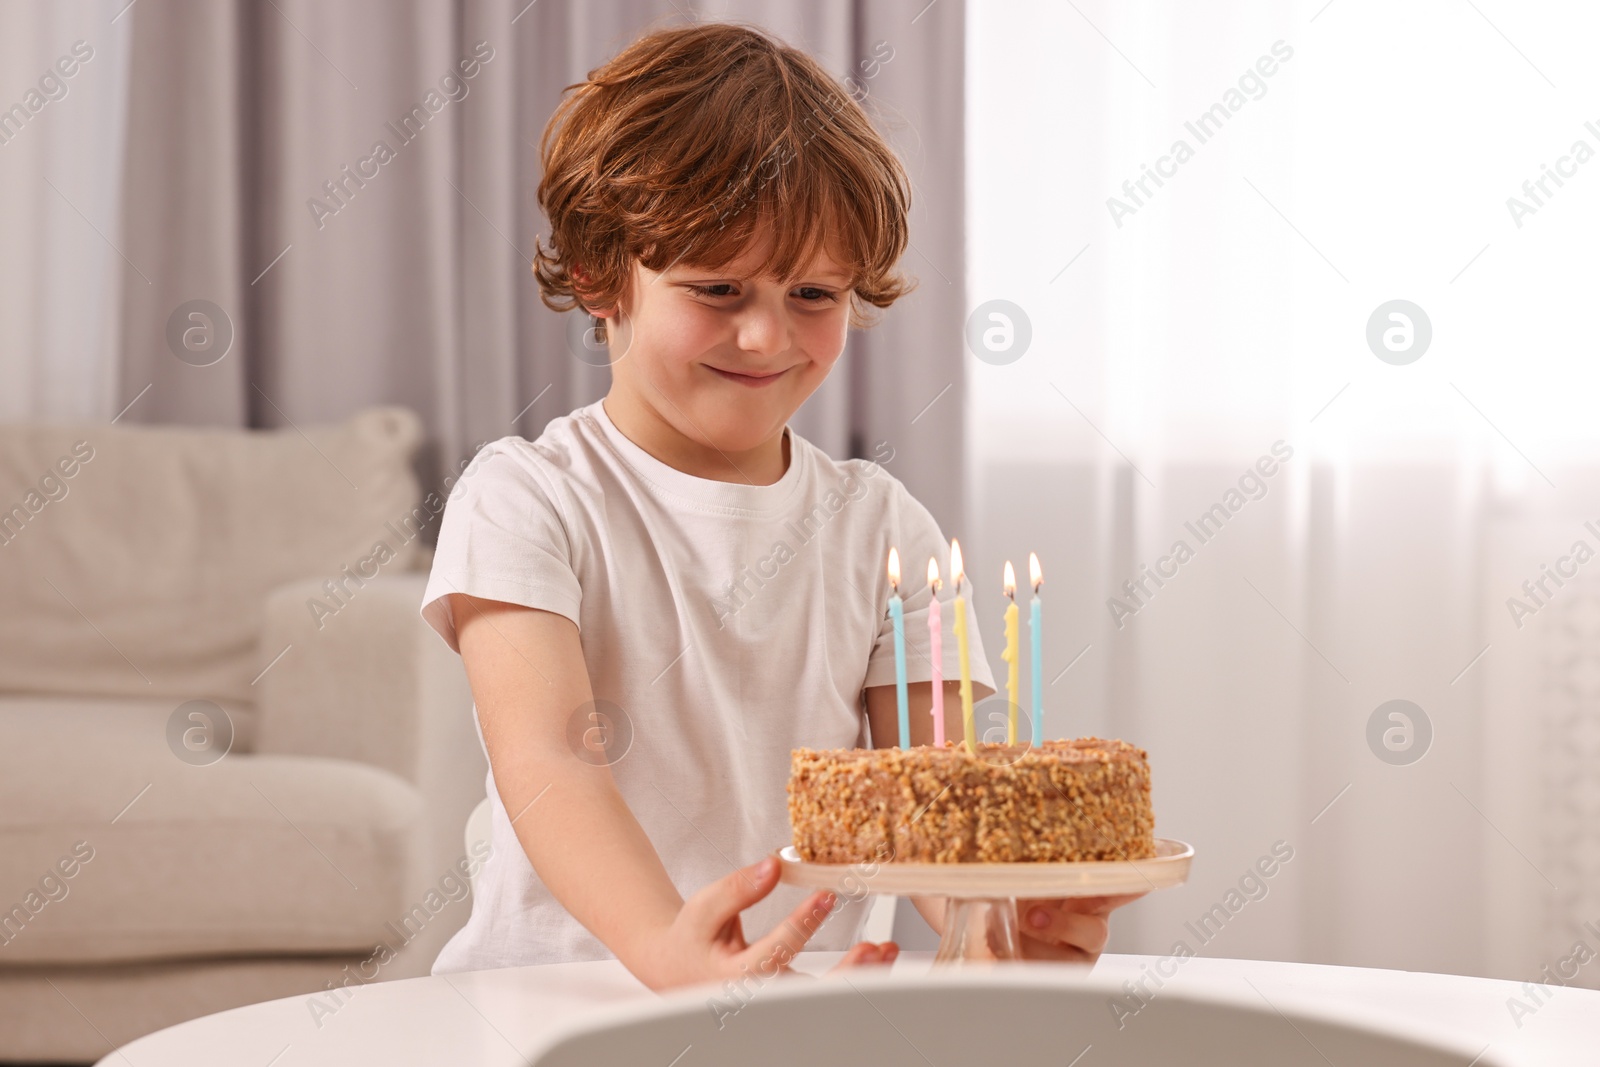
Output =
[
  {"x1": 968, "y1": 0, "x2": 1600, "y2": 982},
  {"x1": 0, "y1": 0, "x2": 130, "y2": 421}
]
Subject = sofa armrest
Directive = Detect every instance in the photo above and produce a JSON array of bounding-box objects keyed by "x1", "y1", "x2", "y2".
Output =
[{"x1": 255, "y1": 570, "x2": 487, "y2": 879}]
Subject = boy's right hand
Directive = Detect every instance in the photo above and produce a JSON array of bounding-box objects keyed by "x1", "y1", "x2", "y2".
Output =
[{"x1": 625, "y1": 855, "x2": 898, "y2": 992}]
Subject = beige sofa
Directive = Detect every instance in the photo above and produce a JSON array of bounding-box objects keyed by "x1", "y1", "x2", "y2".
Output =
[{"x1": 0, "y1": 409, "x2": 485, "y2": 1063}]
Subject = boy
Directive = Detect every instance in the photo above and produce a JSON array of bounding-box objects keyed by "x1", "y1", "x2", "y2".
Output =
[{"x1": 422, "y1": 21, "x2": 1135, "y2": 991}]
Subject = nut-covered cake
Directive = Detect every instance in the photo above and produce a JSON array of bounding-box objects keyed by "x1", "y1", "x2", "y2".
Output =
[{"x1": 787, "y1": 738, "x2": 1155, "y2": 864}]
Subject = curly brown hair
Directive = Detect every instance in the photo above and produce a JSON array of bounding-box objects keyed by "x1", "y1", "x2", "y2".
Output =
[{"x1": 532, "y1": 21, "x2": 914, "y2": 339}]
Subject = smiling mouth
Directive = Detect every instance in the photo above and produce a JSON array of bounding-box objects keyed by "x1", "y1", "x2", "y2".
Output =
[{"x1": 707, "y1": 365, "x2": 789, "y2": 388}]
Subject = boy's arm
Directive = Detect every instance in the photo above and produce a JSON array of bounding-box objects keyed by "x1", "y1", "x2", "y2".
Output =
[
  {"x1": 864, "y1": 681, "x2": 1141, "y2": 960},
  {"x1": 455, "y1": 593, "x2": 870, "y2": 988},
  {"x1": 865, "y1": 679, "x2": 979, "y2": 751}
]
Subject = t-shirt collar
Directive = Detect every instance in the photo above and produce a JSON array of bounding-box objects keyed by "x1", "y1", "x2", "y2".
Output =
[{"x1": 586, "y1": 398, "x2": 806, "y2": 514}]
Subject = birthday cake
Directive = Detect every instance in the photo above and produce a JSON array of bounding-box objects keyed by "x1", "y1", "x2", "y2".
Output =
[{"x1": 787, "y1": 738, "x2": 1155, "y2": 864}]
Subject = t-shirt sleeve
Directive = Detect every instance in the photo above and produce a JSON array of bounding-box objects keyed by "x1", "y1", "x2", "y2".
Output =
[
  {"x1": 419, "y1": 442, "x2": 583, "y2": 653},
  {"x1": 863, "y1": 476, "x2": 998, "y2": 696}
]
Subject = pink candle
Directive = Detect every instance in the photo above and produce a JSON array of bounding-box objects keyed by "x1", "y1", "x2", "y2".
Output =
[{"x1": 927, "y1": 556, "x2": 945, "y2": 747}]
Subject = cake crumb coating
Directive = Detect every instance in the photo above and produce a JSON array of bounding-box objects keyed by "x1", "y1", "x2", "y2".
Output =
[{"x1": 787, "y1": 737, "x2": 1155, "y2": 863}]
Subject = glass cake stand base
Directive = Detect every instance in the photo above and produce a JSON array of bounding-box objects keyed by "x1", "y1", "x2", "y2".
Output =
[
  {"x1": 934, "y1": 897, "x2": 1020, "y2": 963},
  {"x1": 773, "y1": 839, "x2": 1194, "y2": 966}
]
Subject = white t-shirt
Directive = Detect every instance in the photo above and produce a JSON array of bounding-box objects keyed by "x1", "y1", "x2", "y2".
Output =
[{"x1": 421, "y1": 399, "x2": 995, "y2": 973}]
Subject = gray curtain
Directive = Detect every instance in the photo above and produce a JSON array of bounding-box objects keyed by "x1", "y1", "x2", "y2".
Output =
[{"x1": 116, "y1": 0, "x2": 968, "y2": 530}]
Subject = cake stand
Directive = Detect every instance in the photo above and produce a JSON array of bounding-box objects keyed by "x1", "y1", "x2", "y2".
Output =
[{"x1": 773, "y1": 838, "x2": 1193, "y2": 966}]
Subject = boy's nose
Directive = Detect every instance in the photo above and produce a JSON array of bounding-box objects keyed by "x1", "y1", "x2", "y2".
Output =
[{"x1": 734, "y1": 306, "x2": 792, "y2": 359}]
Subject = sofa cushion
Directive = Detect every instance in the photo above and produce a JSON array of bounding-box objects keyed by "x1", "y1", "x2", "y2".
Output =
[
  {"x1": 0, "y1": 696, "x2": 423, "y2": 964},
  {"x1": 0, "y1": 407, "x2": 425, "y2": 706}
]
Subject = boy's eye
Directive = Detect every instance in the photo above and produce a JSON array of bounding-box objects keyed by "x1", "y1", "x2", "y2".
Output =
[{"x1": 683, "y1": 283, "x2": 839, "y2": 304}]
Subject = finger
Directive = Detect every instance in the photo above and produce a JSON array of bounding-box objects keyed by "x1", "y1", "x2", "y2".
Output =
[
  {"x1": 824, "y1": 941, "x2": 898, "y2": 976},
  {"x1": 1021, "y1": 906, "x2": 1110, "y2": 957},
  {"x1": 742, "y1": 887, "x2": 839, "y2": 970},
  {"x1": 683, "y1": 856, "x2": 785, "y2": 937},
  {"x1": 839, "y1": 941, "x2": 882, "y2": 966},
  {"x1": 849, "y1": 941, "x2": 899, "y2": 966}
]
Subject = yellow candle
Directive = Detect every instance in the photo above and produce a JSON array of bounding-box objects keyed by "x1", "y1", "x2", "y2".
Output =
[
  {"x1": 1003, "y1": 560, "x2": 1019, "y2": 744},
  {"x1": 951, "y1": 539, "x2": 975, "y2": 754}
]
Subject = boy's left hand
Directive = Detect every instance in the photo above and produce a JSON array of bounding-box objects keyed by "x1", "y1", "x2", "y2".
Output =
[{"x1": 1016, "y1": 893, "x2": 1148, "y2": 962}]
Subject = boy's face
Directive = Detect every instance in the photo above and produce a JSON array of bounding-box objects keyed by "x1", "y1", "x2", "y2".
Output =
[{"x1": 595, "y1": 231, "x2": 852, "y2": 456}]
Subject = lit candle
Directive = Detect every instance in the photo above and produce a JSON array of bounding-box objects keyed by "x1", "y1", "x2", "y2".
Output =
[
  {"x1": 951, "y1": 539, "x2": 975, "y2": 754},
  {"x1": 887, "y1": 547, "x2": 910, "y2": 748},
  {"x1": 1030, "y1": 552, "x2": 1043, "y2": 748},
  {"x1": 1003, "y1": 562, "x2": 1019, "y2": 744},
  {"x1": 927, "y1": 556, "x2": 945, "y2": 747}
]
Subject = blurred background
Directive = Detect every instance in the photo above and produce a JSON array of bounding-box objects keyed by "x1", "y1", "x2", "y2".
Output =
[
  {"x1": 966, "y1": 0, "x2": 1600, "y2": 988},
  {"x1": 3, "y1": 0, "x2": 1599, "y2": 1059}
]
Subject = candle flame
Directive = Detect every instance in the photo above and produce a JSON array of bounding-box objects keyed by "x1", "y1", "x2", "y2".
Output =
[
  {"x1": 887, "y1": 546, "x2": 901, "y2": 590},
  {"x1": 1029, "y1": 551, "x2": 1043, "y2": 592},
  {"x1": 1003, "y1": 560, "x2": 1016, "y2": 599},
  {"x1": 927, "y1": 556, "x2": 941, "y2": 592},
  {"x1": 949, "y1": 538, "x2": 965, "y2": 590}
]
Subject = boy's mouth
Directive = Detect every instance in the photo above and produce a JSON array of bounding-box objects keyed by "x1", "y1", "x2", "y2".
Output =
[{"x1": 706, "y1": 365, "x2": 789, "y2": 388}]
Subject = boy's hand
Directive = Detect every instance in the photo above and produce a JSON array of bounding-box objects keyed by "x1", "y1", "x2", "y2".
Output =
[
  {"x1": 1015, "y1": 893, "x2": 1148, "y2": 963},
  {"x1": 628, "y1": 855, "x2": 896, "y2": 991}
]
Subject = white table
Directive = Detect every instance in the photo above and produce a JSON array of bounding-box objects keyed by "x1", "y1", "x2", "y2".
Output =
[{"x1": 104, "y1": 952, "x2": 1600, "y2": 1065}]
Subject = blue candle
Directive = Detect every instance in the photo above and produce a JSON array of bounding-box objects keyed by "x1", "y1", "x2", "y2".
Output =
[
  {"x1": 888, "y1": 547, "x2": 910, "y2": 747},
  {"x1": 1029, "y1": 552, "x2": 1043, "y2": 746}
]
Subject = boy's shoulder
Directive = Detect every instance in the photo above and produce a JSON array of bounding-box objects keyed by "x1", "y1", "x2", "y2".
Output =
[
  {"x1": 796, "y1": 431, "x2": 902, "y2": 486},
  {"x1": 445, "y1": 405, "x2": 605, "y2": 508},
  {"x1": 468, "y1": 403, "x2": 608, "y2": 472},
  {"x1": 790, "y1": 432, "x2": 925, "y2": 514}
]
